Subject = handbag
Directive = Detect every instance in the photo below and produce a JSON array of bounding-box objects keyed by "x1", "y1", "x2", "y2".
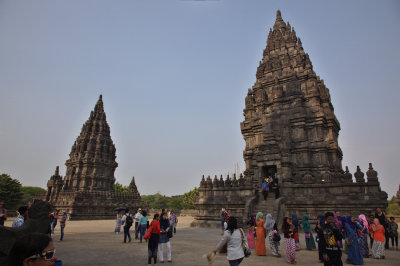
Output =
[
  {"x1": 144, "y1": 230, "x2": 151, "y2": 240},
  {"x1": 240, "y1": 228, "x2": 251, "y2": 257},
  {"x1": 219, "y1": 243, "x2": 227, "y2": 254}
]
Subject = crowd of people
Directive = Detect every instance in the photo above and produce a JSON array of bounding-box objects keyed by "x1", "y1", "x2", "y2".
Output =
[
  {"x1": 215, "y1": 207, "x2": 399, "y2": 265},
  {"x1": 114, "y1": 207, "x2": 178, "y2": 264}
]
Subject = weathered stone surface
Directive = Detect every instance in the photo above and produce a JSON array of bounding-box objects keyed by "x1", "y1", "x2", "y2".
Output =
[
  {"x1": 37, "y1": 95, "x2": 141, "y2": 219},
  {"x1": 193, "y1": 10, "x2": 387, "y2": 227}
]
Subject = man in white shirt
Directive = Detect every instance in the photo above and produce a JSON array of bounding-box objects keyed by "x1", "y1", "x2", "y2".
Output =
[{"x1": 134, "y1": 208, "x2": 142, "y2": 239}]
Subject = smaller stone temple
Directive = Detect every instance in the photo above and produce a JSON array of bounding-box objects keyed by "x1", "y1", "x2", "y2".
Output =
[{"x1": 37, "y1": 95, "x2": 141, "y2": 219}]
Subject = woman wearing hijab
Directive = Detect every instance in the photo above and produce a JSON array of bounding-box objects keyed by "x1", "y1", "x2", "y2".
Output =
[
  {"x1": 314, "y1": 214, "x2": 325, "y2": 262},
  {"x1": 343, "y1": 216, "x2": 364, "y2": 265},
  {"x1": 264, "y1": 214, "x2": 279, "y2": 256},
  {"x1": 246, "y1": 214, "x2": 256, "y2": 249},
  {"x1": 292, "y1": 213, "x2": 300, "y2": 250},
  {"x1": 301, "y1": 214, "x2": 316, "y2": 250},
  {"x1": 358, "y1": 214, "x2": 370, "y2": 258},
  {"x1": 371, "y1": 218, "x2": 385, "y2": 259},
  {"x1": 255, "y1": 212, "x2": 266, "y2": 256},
  {"x1": 283, "y1": 216, "x2": 296, "y2": 264}
]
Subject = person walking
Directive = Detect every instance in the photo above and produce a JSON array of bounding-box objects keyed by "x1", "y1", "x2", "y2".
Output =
[
  {"x1": 139, "y1": 210, "x2": 148, "y2": 243},
  {"x1": 343, "y1": 216, "x2": 363, "y2": 265},
  {"x1": 135, "y1": 208, "x2": 143, "y2": 239},
  {"x1": 371, "y1": 218, "x2": 385, "y2": 259},
  {"x1": 169, "y1": 210, "x2": 178, "y2": 234},
  {"x1": 221, "y1": 208, "x2": 229, "y2": 235},
  {"x1": 114, "y1": 211, "x2": 122, "y2": 234},
  {"x1": 147, "y1": 214, "x2": 160, "y2": 265},
  {"x1": 214, "y1": 216, "x2": 245, "y2": 266},
  {"x1": 59, "y1": 211, "x2": 67, "y2": 241},
  {"x1": 0, "y1": 200, "x2": 7, "y2": 226},
  {"x1": 283, "y1": 216, "x2": 296, "y2": 264},
  {"x1": 255, "y1": 212, "x2": 266, "y2": 256},
  {"x1": 12, "y1": 206, "x2": 28, "y2": 228},
  {"x1": 271, "y1": 221, "x2": 281, "y2": 257},
  {"x1": 261, "y1": 178, "x2": 269, "y2": 200},
  {"x1": 158, "y1": 212, "x2": 172, "y2": 263},
  {"x1": 357, "y1": 214, "x2": 370, "y2": 258},
  {"x1": 122, "y1": 209, "x2": 133, "y2": 243},
  {"x1": 302, "y1": 214, "x2": 316, "y2": 250},
  {"x1": 388, "y1": 216, "x2": 398, "y2": 250},
  {"x1": 50, "y1": 210, "x2": 59, "y2": 234},
  {"x1": 264, "y1": 214, "x2": 278, "y2": 255}
]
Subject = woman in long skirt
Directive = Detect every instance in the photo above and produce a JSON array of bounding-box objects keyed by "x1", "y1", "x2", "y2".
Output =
[
  {"x1": 283, "y1": 216, "x2": 296, "y2": 264},
  {"x1": 343, "y1": 216, "x2": 364, "y2": 265},
  {"x1": 114, "y1": 212, "x2": 122, "y2": 234},
  {"x1": 358, "y1": 214, "x2": 370, "y2": 258},
  {"x1": 246, "y1": 214, "x2": 256, "y2": 249},
  {"x1": 265, "y1": 214, "x2": 278, "y2": 255},
  {"x1": 371, "y1": 218, "x2": 385, "y2": 259},
  {"x1": 292, "y1": 213, "x2": 300, "y2": 250},
  {"x1": 270, "y1": 222, "x2": 281, "y2": 257},
  {"x1": 301, "y1": 214, "x2": 316, "y2": 250},
  {"x1": 255, "y1": 212, "x2": 266, "y2": 256}
]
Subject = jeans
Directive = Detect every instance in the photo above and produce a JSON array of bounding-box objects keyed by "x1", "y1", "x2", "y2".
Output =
[
  {"x1": 124, "y1": 226, "x2": 131, "y2": 243},
  {"x1": 135, "y1": 222, "x2": 139, "y2": 239},
  {"x1": 51, "y1": 221, "x2": 57, "y2": 234},
  {"x1": 228, "y1": 257, "x2": 243, "y2": 266},
  {"x1": 140, "y1": 224, "x2": 147, "y2": 242},
  {"x1": 60, "y1": 226, "x2": 65, "y2": 240}
]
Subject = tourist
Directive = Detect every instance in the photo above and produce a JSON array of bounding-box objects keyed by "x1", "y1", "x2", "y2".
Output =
[
  {"x1": 261, "y1": 178, "x2": 269, "y2": 200},
  {"x1": 315, "y1": 214, "x2": 325, "y2": 262},
  {"x1": 334, "y1": 211, "x2": 343, "y2": 249},
  {"x1": 214, "y1": 216, "x2": 245, "y2": 266},
  {"x1": 135, "y1": 208, "x2": 143, "y2": 239},
  {"x1": 264, "y1": 214, "x2": 275, "y2": 254},
  {"x1": 343, "y1": 216, "x2": 363, "y2": 265},
  {"x1": 357, "y1": 214, "x2": 370, "y2": 258},
  {"x1": 122, "y1": 209, "x2": 133, "y2": 243},
  {"x1": 0, "y1": 200, "x2": 7, "y2": 226},
  {"x1": 292, "y1": 213, "x2": 300, "y2": 250},
  {"x1": 271, "y1": 222, "x2": 281, "y2": 257},
  {"x1": 371, "y1": 218, "x2": 385, "y2": 259},
  {"x1": 282, "y1": 216, "x2": 296, "y2": 264},
  {"x1": 158, "y1": 212, "x2": 172, "y2": 263},
  {"x1": 375, "y1": 207, "x2": 389, "y2": 249},
  {"x1": 12, "y1": 206, "x2": 28, "y2": 228},
  {"x1": 388, "y1": 216, "x2": 398, "y2": 250},
  {"x1": 246, "y1": 214, "x2": 256, "y2": 249},
  {"x1": 169, "y1": 210, "x2": 178, "y2": 234},
  {"x1": 5, "y1": 232, "x2": 59, "y2": 266},
  {"x1": 321, "y1": 212, "x2": 343, "y2": 266},
  {"x1": 139, "y1": 210, "x2": 148, "y2": 243},
  {"x1": 301, "y1": 214, "x2": 316, "y2": 251},
  {"x1": 50, "y1": 210, "x2": 59, "y2": 234},
  {"x1": 367, "y1": 215, "x2": 375, "y2": 249},
  {"x1": 272, "y1": 180, "x2": 280, "y2": 199},
  {"x1": 221, "y1": 208, "x2": 229, "y2": 235},
  {"x1": 114, "y1": 211, "x2": 122, "y2": 234},
  {"x1": 255, "y1": 212, "x2": 266, "y2": 256},
  {"x1": 148, "y1": 214, "x2": 160, "y2": 265},
  {"x1": 59, "y1": 211, "x2": 67, "y2": 241}
]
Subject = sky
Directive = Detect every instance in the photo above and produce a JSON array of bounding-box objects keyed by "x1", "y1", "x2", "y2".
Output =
[{"x1": 0, "y1": 0, "x2": 399, "y2": 198}]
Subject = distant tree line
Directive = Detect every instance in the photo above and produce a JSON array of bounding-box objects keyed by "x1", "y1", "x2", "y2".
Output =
[
  {"x1": 140, "y1": 188, "x2": 199, "y2": 210},
  {"x1": 387, "y1": 196, "x2": 400, "y2": 216}
]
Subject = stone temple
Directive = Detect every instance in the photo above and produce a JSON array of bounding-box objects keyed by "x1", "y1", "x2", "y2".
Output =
[
  {"x1": 192, "y1": 11, "x2": 388, "y2": 227},
  {"x1": 37, "y1": 95, "x2": 141, "y2": 219}
]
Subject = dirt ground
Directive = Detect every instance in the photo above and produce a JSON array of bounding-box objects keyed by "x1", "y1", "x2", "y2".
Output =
[{"x1": 4, "y1": 217, "x2": 400, "y2": 265}]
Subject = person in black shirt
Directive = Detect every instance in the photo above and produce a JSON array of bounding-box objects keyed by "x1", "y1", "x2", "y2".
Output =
[
  {"x1": 321, "y1": 212, "x2": 343, "y2": 266},
  {"x1": 375, "y1": 208, "x2": 389, "y2": 249}
]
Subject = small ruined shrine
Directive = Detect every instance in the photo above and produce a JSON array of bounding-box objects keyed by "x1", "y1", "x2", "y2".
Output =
[
  {"x1": 38, "y1": 95, "x2": 141, "y2": 219},
  {"x1": 193, "y1": 11, "x2": 387, "y2": 227}
]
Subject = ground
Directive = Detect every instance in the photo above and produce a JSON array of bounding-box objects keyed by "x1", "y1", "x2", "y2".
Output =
[{"x1": 4, "y1": 217, "x2": 400, "y2": 265}]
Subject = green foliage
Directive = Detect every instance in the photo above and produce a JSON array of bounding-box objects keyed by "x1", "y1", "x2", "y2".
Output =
[
  {"x1": 140, "y1": 187, "x2": 199, "y2": 210},
  {"x1": 114, "y1": 182, "x2": 130, "y2": 193},
  {"x1": 20, "y1": 186, "x2": 46, "y2": 205},
  {"x1": 0, "y1": 173, "x2": 23, "y2": 210},
  {"x1": 387, "y1": 196, "x2": 400, "y2": 216}
]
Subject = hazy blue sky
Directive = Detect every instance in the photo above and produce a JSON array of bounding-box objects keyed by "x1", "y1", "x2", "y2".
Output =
[{"x1": 0, "y1": 0, "x2": 399, "y2": 198}]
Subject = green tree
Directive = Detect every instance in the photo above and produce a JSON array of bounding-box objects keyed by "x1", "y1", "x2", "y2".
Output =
[
  {"x1": 182, "y1": 187, "x2": 199, "y2": 209},
  {"x1": 387, "y1": 196, "x2": 400, "y2": 216},
  {"x1": 20, "y1": 186, "x2": 46, "y2": 205},
  {"x1": 114, "y1": 182, "x2": 130, "y2": 193},
  {"x1": 0, "y1": 173, "x2": 23, "y2": 210}
]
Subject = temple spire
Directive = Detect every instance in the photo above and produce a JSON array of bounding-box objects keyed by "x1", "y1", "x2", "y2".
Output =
[{"x1": 273, "y1": 10, "x2": 286, "y2": 30}]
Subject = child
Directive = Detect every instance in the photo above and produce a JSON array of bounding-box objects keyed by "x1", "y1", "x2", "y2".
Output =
[
  {"x1": 371, "y1": 218, "x2": 385, "y2": 259},
  {"x1": 148, "y1": 214, "x2": 160, "y2": 265},
  {"x1": 271, "y1": 222, "x2": 281, "y2": 257},
  {"x1": 388, "y1": 217, "x2": 398, "y2": 250}
]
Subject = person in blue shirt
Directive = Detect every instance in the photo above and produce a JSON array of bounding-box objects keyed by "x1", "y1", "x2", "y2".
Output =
[
  {"x1": 139, "y1": 210, "x2": 148, "y2": 243},
  {"x1": 12, "y1": 206, "x2": 28, "y2": 228},
  {"x1": 262, "y1": 178, "x2": 270, "y2": 200}
]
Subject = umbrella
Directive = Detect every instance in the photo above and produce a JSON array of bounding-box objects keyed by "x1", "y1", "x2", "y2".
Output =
[{"x1": 114, "y1": 207, "x2": 127, "y2": 212}]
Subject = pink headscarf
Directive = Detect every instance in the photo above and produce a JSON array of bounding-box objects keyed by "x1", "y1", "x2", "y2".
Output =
[{"x1": 358, "y1": 214, "x2": 368, "y2": 229}]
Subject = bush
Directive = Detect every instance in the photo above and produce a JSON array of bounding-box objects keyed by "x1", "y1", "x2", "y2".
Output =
[
  {"x1": 0, "y1": 173, "x2": 23, "y2": 210},
  {"x1": 387, "y1": 196, "x2": 400, "y2": 216}
]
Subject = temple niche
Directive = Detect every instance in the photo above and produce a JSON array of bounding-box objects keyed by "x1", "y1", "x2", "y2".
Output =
[
  {"x1": 192, "y1": 10, "x2": 387, "y2": 227},
  {"x1": 37, "y1": 95, "x2": 141, "y2": 219}
]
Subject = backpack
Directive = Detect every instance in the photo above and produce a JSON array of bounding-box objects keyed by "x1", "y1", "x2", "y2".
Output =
[
  {"x1": 125, "y1": 214, "x2": 133, "y2": 227},
  {"x1": 272, "y1": 230, "x2": 281, "y2": 242}
]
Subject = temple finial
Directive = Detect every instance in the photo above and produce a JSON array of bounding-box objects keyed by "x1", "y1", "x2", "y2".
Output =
[{"x1": 99, "y1": 94, "x2": 102, "y2": 100}]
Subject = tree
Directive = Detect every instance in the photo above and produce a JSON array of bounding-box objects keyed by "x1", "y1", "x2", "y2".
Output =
[
  {"x1": 114, "y1": 182, "x2": 130, "y2": 193},
  {"x1": 387, "y1": 196, "x2": 400, "y2": 216},
  {"x1": 182, "y1": 187, "x2": 199, "y2": 209},
  {"x1": 20, "y1": 186, "x2": 46, "y2": 205},
  {"x1": 0, "y1": 173, "x2": 23, "y2": 210}
]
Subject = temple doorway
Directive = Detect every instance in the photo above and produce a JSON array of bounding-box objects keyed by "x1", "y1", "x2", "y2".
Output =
[{"x1": 261, "y1": 165, "x2": 277, "y2": 181}]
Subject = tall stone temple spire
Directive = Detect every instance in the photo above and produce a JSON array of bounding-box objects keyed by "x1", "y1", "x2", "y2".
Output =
[
  {"x1": 63, "y1": 94, "x2": 118, "y2": 191},
  {"x1": 242, "y1": 10, "x2": 342, "y2": 184}
]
